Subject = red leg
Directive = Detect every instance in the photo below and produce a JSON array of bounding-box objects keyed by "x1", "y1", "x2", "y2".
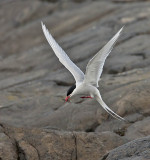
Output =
[
  {"x1": 86, "y1": 96, "x2": 93, "y2": 99},
  {"x1": 80, "y1": 96, "x2": 93, "y2": 99}
]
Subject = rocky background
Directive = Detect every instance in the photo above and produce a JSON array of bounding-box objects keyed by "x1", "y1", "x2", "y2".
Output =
[{"x1": 0, "y1": 0, "x2": 150, "y2": 159}]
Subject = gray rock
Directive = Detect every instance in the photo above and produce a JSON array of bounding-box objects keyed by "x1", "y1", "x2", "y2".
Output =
[
  {"x1": 125, "y1": 117, "x2": 150, "y2": 141},
  {"x1": 0, "y1": 0, "x2": 150, "y2": 159},
  {"x1": 104, "y1": 135, "x2": 150, "y2": 160},
  {"x1": 0, "y1": 126, "x2": 17, "y2": 160},
  {"x1": 0, "y1": 0, "x2": 150, "y2": 133},
  {"x1": 0, "y1": 124, "x2": 127, "y2": 160}
]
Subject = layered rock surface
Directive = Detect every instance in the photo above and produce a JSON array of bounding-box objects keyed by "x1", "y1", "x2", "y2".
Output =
[
  {"x1": 0, "y1": 0, "x2": 150, "y2": 159},
  {"x1": 0, "y1": 124, "x2": 150, "y2": 160},
  {"x1": 104, "y1": 135, "x2": 150, "y2": 160},
  {"x1": 0, "y1": 124, "x2": 127, "y2": 160}
]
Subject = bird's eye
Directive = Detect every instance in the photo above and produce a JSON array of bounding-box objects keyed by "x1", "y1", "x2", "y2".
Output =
[{"x1": 67, "y1": 85, "x2": 76, "y2": 96}]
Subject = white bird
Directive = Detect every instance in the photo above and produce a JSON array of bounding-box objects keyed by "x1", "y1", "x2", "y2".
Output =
[{"x1": 41, "y1": 22, "x2": 125, "y2": 121}]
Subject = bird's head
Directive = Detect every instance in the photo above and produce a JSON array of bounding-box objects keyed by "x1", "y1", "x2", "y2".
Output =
[{"x1": 65, "y1": 84, "x2": 76, "y2": 102}]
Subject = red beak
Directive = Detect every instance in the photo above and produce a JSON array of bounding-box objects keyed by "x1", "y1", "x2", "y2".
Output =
[{"x1": 65, "y1": 96, "x2": 70, "y2": 102}]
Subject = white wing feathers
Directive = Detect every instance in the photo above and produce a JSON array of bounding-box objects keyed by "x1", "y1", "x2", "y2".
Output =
[
  {"x1": 84, "y1": 27, "x2": 123, "y2": 87},
  {"x1": 41, "y1": 22, "x2": 84, "y2": 85},
  {"x1": 42, "y1": 22, "x2": 125, "y2": 120}
]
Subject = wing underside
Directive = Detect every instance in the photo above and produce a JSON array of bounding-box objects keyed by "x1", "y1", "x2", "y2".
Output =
[
  {"x1": 41, "y1": 22, "x2": 84, "y2": 85},
  {"x1": 84, "y1": 27, "x2": 123, "y2": 87}
]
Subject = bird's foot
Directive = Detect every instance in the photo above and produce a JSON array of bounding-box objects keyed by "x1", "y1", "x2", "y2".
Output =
[{"x1": 80, "y1": 96, "x2": 93, "y2": 99}]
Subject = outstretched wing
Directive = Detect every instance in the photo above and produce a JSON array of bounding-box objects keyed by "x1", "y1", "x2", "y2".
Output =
[
  {"x1": 84, "y1": 27, "x2": 123, "y2": 87},
  {"x1": 41, "y1": 22, "x2": 84, "y2": 85}
]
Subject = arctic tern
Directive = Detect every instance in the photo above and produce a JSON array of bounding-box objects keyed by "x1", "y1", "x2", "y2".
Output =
[{"x1": 41, "y1": 22, "x2": 125, "y2": 121}]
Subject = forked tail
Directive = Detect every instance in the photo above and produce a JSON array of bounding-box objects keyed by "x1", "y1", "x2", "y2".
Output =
[{"x1": 95, "y1": 94, "x2": 125, "y2": 121}]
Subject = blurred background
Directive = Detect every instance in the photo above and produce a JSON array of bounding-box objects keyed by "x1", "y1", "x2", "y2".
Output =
[{"x1": 0, "y1": 0, "x2": 150, "y2": 141}]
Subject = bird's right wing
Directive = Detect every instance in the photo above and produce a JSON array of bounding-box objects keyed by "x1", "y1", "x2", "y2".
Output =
[
  {"x1": 41, "y1": 22, "x2": 84, "y2": 85},
  {"x1": 95, "y1": 93, "x2": 125, "y2": 121},
  {"x1": 84, "y1": 27, "x2": 123, "y2": 87}
]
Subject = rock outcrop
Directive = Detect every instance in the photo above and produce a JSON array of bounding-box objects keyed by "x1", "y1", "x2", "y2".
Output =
[
  {"x1": 103, "y1": 135, "x2": 150, "y2": 160},
  {"x1": 0, "y1": 0, "x2": 150, "y2": 159},
  {"x1": 0, "y1": 124, "x2": 127, "y2": 160},
  {"x1": 1, "y1": 123, "x2": 150, "y2": 160}
]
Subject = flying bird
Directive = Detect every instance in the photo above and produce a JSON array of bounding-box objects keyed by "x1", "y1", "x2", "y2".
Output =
[{"x1": 41, "y1": 22, "x2": 125, "y2": 121}]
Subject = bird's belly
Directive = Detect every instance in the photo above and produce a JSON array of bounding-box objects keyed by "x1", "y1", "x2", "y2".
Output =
[{"x1": 75, "y1": 84, "x2": 96, "y2": 95}]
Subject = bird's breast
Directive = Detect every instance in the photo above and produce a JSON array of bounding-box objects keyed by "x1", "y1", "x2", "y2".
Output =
[{"x1": 75, "y1": 84, "x2": 97, "y2": 95}]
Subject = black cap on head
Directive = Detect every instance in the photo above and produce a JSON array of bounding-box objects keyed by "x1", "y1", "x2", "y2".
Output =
[{"x1": 67, "y1": 85, "x2": 76, "y2": 96}]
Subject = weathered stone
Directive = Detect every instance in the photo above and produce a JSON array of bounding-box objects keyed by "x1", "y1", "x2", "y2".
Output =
[
  {"x1": 1, "y1": 124, "x2": 126, "y2": 160},
  {"x1": 0, "y1": 0, "x2": 150, "y2": 159},
  {"x1": 104, "y1": 135, "x2": 150, "y2": 160},
  {"x1": 125, "y1": 117, "x2": 150, "y2": 141},
  {"x1": 0, "y1": 126, "x2": 17, "y2": 160}
]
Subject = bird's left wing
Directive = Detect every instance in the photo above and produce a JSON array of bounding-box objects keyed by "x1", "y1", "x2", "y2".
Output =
[
  {"x1": 41, "y1": 22, "x2": 84, "y2": 85},
  {"x1": 84, "y1": 27, "x2": 123, "y2": 87}
]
